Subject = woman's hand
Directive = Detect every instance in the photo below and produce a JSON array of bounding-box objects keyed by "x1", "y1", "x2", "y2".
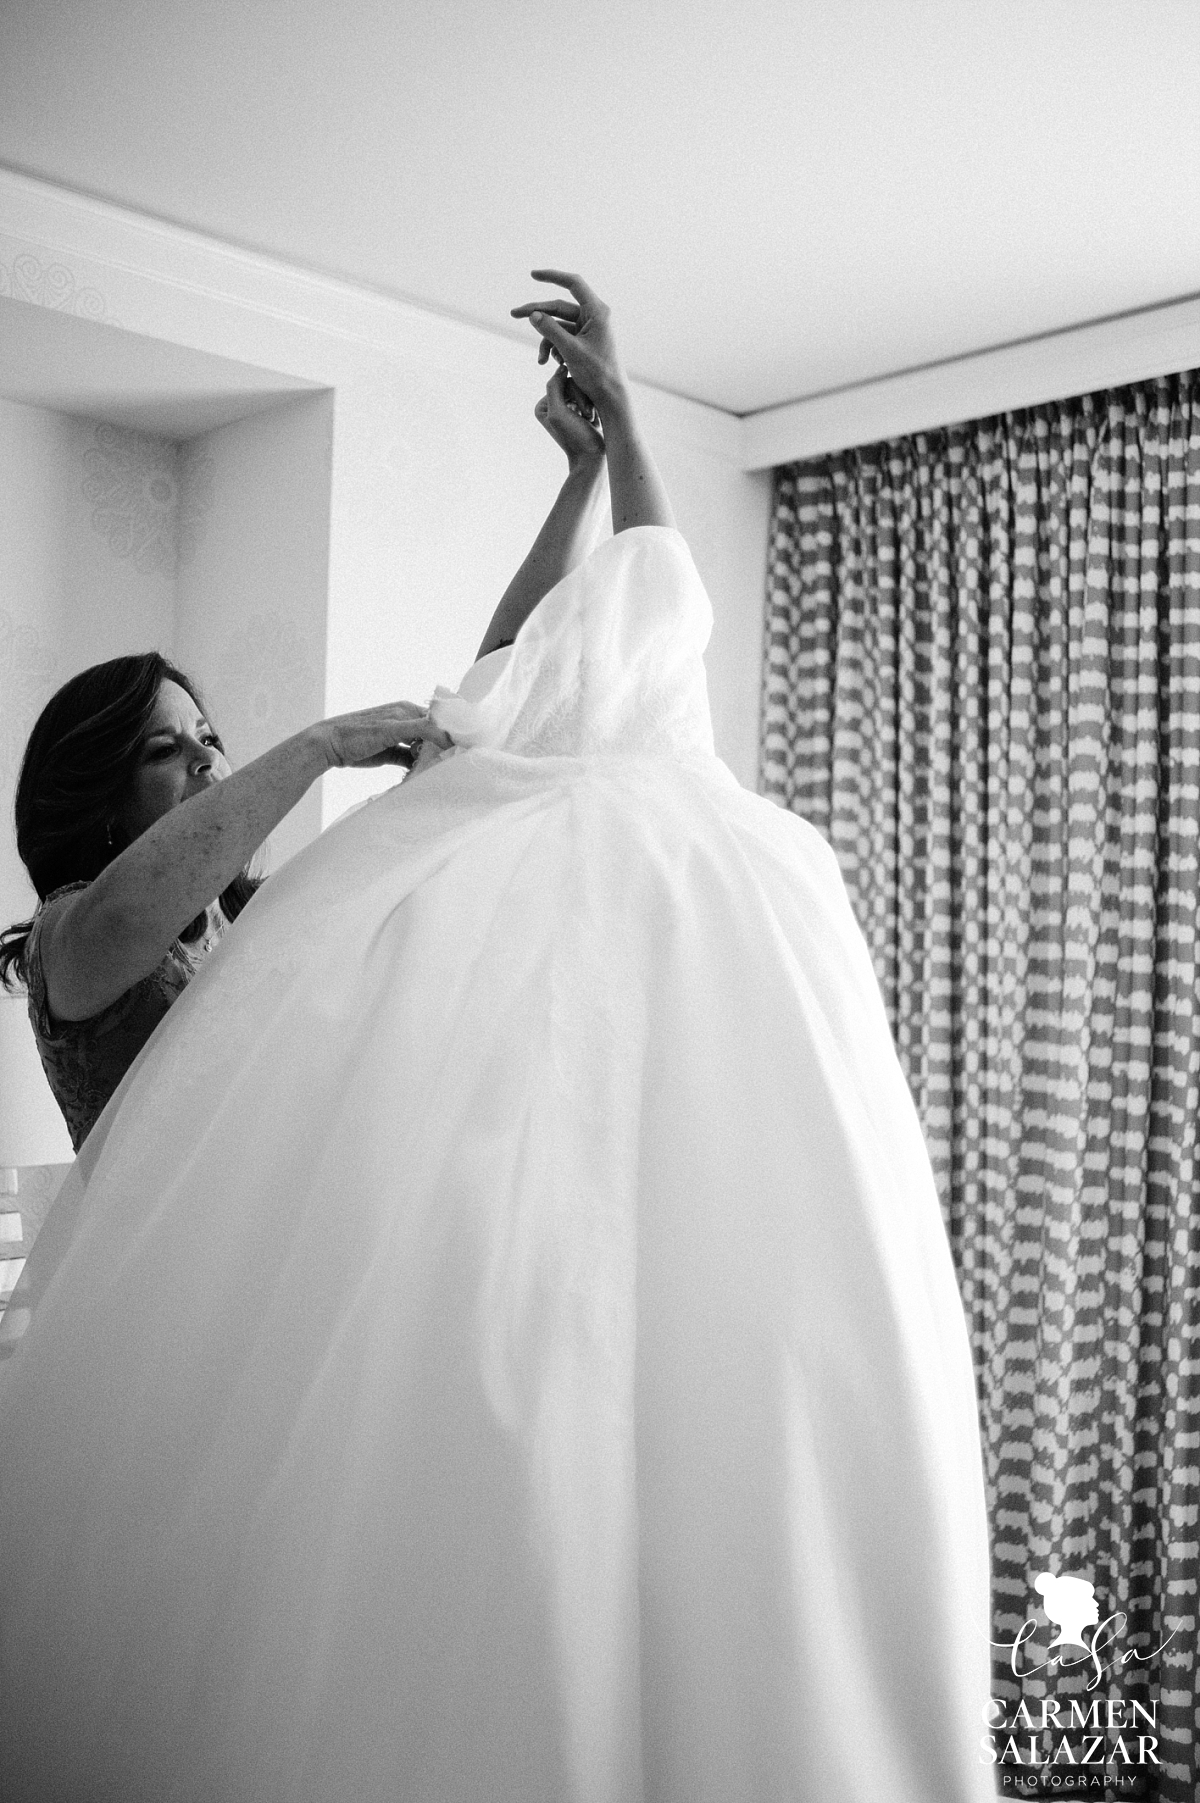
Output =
[
  {"x1": 511, "y1": 271, "x2": 628, "y2": 417},
  {"x1": 514, "y1": 268, "x2": 674, "y2": 536},
  {"x1": 535, "y1": 367, "x2": 605, "y2": 470},
  {"x1": 406, "y1": 735, "x2": 448, "y2": 778},
  {"x1": 313, "y1": 703, "x2": 452, "y2": 772},
  {"x1": 38, "y1": 701, "x2": 451, "y2": 1024}
]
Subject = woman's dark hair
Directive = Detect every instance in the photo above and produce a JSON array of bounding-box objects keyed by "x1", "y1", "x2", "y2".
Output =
[{"x1": 0, "y1": 652, "x2": 261, "y2": 991}]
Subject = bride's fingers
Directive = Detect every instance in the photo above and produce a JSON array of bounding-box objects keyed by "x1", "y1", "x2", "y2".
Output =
[
  {"x1": 511, "y1": 299, "x2": 580, "y2": 323},
  {"x1": 526, "y1": 311, "x2": 581, "y2": 364},
  {"x1": 529, "y1": 269, "x2": 603, "y2": 312},
  {"x1": 562, "y1": 373, "x2": 597, "y2": 419},
  {"x1": 547, "y1": 371, "x2": 590, "y2": 419}
]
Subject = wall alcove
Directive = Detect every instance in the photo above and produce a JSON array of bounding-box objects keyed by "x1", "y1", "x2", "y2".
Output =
[{"x1": 0, "y1": 295, "x2": 336, "y2": 931}]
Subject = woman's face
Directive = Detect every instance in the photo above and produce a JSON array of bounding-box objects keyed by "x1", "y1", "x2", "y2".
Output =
[{"x1": 117, "y1": 680, "x2": 232, "y2": 841}]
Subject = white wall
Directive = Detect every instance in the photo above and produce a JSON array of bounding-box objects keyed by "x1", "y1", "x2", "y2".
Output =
[
  {"x1": 174, "y1": 393, "x2": 332, "y2": 869},
  {"x1": 649, "y1": 424, "x2": 772, "y2": 794},
  {"x1": 0, "y1": 396, "x2": 178, "y2": 925}
]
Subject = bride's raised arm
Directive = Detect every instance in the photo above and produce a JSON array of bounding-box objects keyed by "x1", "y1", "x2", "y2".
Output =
[
  {"x1": 512, "y1": 270, "x2": 676, "y2": 536},
  {"x1": 474, "y1": 274, "x2": 674, "y2": 661},
  {"x1": 475, "y1": 367, "x2": 608, "y2": 659}
]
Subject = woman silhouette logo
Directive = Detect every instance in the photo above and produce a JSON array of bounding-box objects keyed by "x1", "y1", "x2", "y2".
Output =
[{"x1": 1033, "y1": 1572, "x2": 1100, "y2": 1649}]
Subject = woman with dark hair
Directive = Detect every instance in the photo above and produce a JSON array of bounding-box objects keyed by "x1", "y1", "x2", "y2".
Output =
[{"x1": 1, "y1": 655, "x2": 448, "y2": 1149}]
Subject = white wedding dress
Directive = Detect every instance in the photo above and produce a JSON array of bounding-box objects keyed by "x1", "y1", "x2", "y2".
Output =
[{"x1": 0, "y1": 528, "x2": 994, "y2": 1803}]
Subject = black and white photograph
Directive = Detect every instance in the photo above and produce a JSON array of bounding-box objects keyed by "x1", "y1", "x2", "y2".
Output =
[{"x1": 0, "y1": 4, "x2": 1196, "y2": 1799}]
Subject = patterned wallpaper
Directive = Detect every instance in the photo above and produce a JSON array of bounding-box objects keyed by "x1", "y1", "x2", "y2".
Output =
[
  {"x1": 212, "y1": 608, "x2": 318, "y2": 752},
  {"x1": 81, "y1": 424, "x2": 215, "y2": 576},
  {"x1": 0, "y1": 250, "x2": 114, "y2": 323},
  {"x1": 0, "y1": 404, "x2": 194, "y2": 929}
]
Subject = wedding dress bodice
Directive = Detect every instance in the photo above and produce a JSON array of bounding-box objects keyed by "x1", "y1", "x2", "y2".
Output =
[{"x1": 430, "y1": 526, "x2": 716, "y2": 761}]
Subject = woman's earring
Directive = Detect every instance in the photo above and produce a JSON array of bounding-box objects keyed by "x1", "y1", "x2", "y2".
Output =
[{"x1": 106, "y1": 822, "x2": 115, "y2": 850}]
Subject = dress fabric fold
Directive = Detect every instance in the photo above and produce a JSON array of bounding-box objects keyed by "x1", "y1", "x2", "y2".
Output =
[{"x1": 0, "y1": 527, "x2": 994, "y2": 1803}]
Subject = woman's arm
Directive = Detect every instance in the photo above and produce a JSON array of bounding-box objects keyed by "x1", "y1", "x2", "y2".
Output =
[
  {"x1": 475, "y1": 370, "x2": 608, "y2": 659},
  {"x1": 511, "y1": 271, "x2": 676, "y2": 536},
  {"x1": 40, "y1": 701, "x2": 447, "y2": 1022}
]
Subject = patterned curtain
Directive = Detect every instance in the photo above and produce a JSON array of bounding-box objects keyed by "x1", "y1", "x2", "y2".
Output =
[{"x1": 762, "y1": 374, "x2": 1200, "y2": 1800}]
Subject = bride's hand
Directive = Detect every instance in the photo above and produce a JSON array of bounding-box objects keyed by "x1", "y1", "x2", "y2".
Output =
[
  {"x1": 313, "y1": 703, "x2": 452, "y2": 771},
  {"x1": 535, "y1": 367, "x2": 605, "y2": 468},
  {"x1": 511, "y1": 271, "x2": 627, "y2": 415}
]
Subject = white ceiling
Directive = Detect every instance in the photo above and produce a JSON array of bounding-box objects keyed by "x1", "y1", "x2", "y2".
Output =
[{"x1": 1, "y1": 0, "x2": 1198, "y2": 416}]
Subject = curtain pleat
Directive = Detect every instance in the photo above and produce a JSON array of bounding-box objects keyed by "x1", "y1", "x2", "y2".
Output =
[{"x1": 762, "y1": 374, "x2": 1200, "y2": 1798}]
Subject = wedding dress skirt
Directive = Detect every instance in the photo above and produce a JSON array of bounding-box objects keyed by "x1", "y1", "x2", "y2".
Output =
[{"x1": 0, "y1": 529, "x2": 993, "y2": 1803}]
